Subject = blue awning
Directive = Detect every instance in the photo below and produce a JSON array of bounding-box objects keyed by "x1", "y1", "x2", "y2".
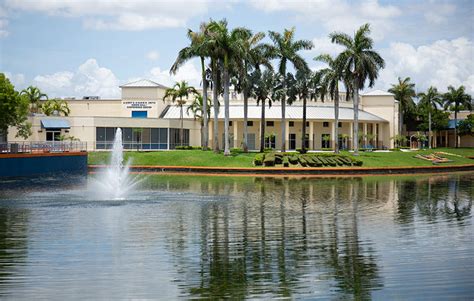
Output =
[{"x1": 41, "y1": 119, "x2": 70, "y2": 129}]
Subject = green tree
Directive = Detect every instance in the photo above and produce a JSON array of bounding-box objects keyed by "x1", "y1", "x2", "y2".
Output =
[
  {"x1": 458, "y1": 114, "x2": 473, "y2": 136},
  {"x1": 418, "y1": 86, "x2": 443, "y2": 149},
  {"x1": 0, "y1": 73, "x2": 31, "y2": 139},
  {"x1": 265, "y1": 27, "x2": 313, "y2": 152},
  {"x1": 388, "y1": 77, "x2": 416, "y2": 134},
  {"x1": 187, "y1": 93, "x2": 213, "y2": 147},
  {"x1": 206, "y1": 19, "x2": 250, "y2": 156},
  {"x1": 233, "y1": 29, "x2": 268, "y2": 152},
  {"x1": 164, "y1": 81, "x2": 198, "y2": 146},
  {"x1": 250, "y1": 69, "x2": 277, "y2": 152},
  {"x1": 171, "y1": 22, "x2": 211, "y2": 150},
  {"x1": 41, "y1": 98, "x2": 70, "y2": 116},
  {"x1": 442, "y1": 85, "x2": 472, "y2": 147},
  {"x1": 20, "y1": 86, "x2": 48, "y2": 114},
  {"x1": 330, "y1": 23, "x2": 385, "y2": 155},
  {"x1": 315, "y1": 54, "x2": 350, "y2": 153}
]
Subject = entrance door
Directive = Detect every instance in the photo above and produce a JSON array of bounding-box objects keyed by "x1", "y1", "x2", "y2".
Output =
[{"x1": 289, "y1": 133, "x2": 296, "y2": 150}]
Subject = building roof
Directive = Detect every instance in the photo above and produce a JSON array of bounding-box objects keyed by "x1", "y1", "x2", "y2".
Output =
[
  {"x1": 162, "y1": 105, "x2": 388, "y2": 122},
  {"x1": 120, "y1": 79, "x2": 168, "y2": 89},
  {"x1": 361, "y1": 90, "x2": 394, "y2": 96}
]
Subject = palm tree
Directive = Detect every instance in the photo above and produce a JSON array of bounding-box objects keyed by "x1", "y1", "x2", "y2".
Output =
[
  {"x1": 418, "y1": 86, "x2": 442, "y2": 149},
  {"x1": 251, "y1": 69, "x2": 277, "y2": 152},
  {"x1": 388, "y1": 77, "x2": 416, "y2": 135},
  {"x1": 163, "y1": 81, "x2": 198, "y2": 146},
  {"x1": 171, "y1": 22, "x2": 211, "y2": 150},
  {"x1": 41, "y1": 99, "x2": 70, "y2": 116},
  {"x1": 20, "y1": 86, "x2": 48, "y2": 114},
  {"x1": 187, "y1": 93, "x2": 212, "y2": 146},
  {"x1": 330, "y1": 23, "x2": 385, "y2": 155},
  {"x1": 206, "y1": 19, "x2": 249, "y2": 156},
  {"x1": 233, "y1": 30, "x2": 267, "y2": 152},
  {"x1": 315, "y1": 54, "x2": 348, "y2": 153},
  {"x1": 443, "y1": 85, "x2": 472, "y2": 147},
  {"x1": 265, "y1": 27, "x2": 313, "y2": 152}
]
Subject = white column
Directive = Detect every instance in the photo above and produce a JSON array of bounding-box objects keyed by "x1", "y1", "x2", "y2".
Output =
[
  {"x1": 233, "y1": 120, "x2": 238, "y2": 149},
  {"x1": 363, "y1": 123, "x2": 368, "y2": 147},
  {"x1": 309, "y1": 121, "x2": 314, "y2": 150},
  {"x1": 331, "y1": 121, "x2": 336, "y2": 149},
  {"x1": 350, "y1": 122, "x2": 354, "y2": 150},
  {"x1": 208, "y1": 120, "x2": 213, "y2": 146},
  {"x1": 285, "y1": 121, "x2": 290, "y2": 151}
]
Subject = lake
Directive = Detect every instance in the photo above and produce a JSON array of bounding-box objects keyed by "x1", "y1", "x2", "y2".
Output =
[{"x1": 0, "y1": 172, "x2": 472, "y2": 300}]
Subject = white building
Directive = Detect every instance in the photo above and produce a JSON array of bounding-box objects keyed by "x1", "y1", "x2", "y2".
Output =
[{"x1": 7, "y1": 79, "x2": 400, "y2": 151}]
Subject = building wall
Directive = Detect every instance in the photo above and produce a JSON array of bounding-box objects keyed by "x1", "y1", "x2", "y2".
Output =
[{"x1": 361, "y1": 95, "x2": 399, "y2": 148}]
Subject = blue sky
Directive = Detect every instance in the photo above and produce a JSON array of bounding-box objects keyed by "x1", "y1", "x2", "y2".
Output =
[{"x1": 1, "y1": 0, "x2": 473, "y2": 98}]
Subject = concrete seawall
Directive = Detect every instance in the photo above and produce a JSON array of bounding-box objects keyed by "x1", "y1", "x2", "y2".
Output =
[{"x1": 0, "y1": 152, "x2": 88, "y2": 178}]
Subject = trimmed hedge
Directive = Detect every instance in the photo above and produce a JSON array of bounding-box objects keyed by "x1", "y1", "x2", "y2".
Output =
[
  {"x1": 254, "y1": 152, "x2": 364, "y2": 168},
  {"x1": 175, "y1": 146, "x2": 202, "y2": 150}
]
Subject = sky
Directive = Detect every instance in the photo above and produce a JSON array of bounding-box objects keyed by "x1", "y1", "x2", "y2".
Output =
[{"x1": 0, "y1": 0, "x2": 473, "y2": 99}]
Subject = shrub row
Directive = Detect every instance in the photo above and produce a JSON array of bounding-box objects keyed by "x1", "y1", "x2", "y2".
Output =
[
  {"x1": 175, "y1": 146, "x2": 202, "y2": 150},
  {"x1": 254, "y1": 152, "x2": 363, "y2": 167}
]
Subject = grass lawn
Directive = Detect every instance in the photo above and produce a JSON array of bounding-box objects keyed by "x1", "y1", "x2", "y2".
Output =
[{"x1": 88, "y1": 147, "x2": 474, "y2": 168}]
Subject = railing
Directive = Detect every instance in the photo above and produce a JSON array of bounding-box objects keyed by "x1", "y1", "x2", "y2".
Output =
[{"x1": 0, "y1": 141, "x2": 88, "y2": 154}]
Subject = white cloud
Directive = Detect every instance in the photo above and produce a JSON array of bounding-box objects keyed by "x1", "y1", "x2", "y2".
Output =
[
  {"x1": 308, "y1": 36, "x2": 344, "y2": 57},
  {"x1": 5, "y1": 0, "x2": 213, "y2": 31},
  {"x1": 377, "y1": 37, "x2": 474, "y2": 94},
  {"x1": 4, "y1": 72, "x2": 25, "y2": 87},
  {"x1": 422, "y1": 1, "x2": 456, "y2": 24},
  {"x1": 146, "y1": 50, "x2": 160, "y2": 61},
  {"x1": 0, "y1": 18, "x2": 9, "y2": 37},
  {"x1": 148, "y1": 61, "x2": 201, "y2": 87},
  {"x1": 251, "y1": 0, "x2": 401, "y2": 40},
  {"x1": 33, "y1": 59, "x2": 120, "y2": 98}
]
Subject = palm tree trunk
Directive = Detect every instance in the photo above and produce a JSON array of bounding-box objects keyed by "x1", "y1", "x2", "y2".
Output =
[
  {"x1": 454, "y1": 110, "x2": 458, "y2": 148},
  {"x1": 243, "y1": 89, "x2": 249, "y2": 152},
  {"x1": 223, "y1": 58, "x2": 231, "y2": 156},
  {"x1": 353, "y1": 79, "x2": 360, "y2": 156},
  {"x1": 212, "y1": 59, "x2": 219, "y2": 153},
  {"x1": 334, "y1": 92, "x2": 340, "y2": 154},
  {"x1": 201, "y1": 56, "x2": 208, "y2": 150},
  {"x1": 428, "y1": 110, "x2": 432, "y2": 149},
  {"x1": 180, "y1": 101, "x2": 184, "y2": 146},
  {"x1": 302, "y1": 96, "x2": 307, "y2": 153},
  {"x1": 260, "y1": 99, "x2": 266, "y2": 153},
  {"x1": 399, "y1": 108, "x2": 404, "y2": 136},
  {"x1": 281, "y1": 75, "x2": 286, "y2": 153}
]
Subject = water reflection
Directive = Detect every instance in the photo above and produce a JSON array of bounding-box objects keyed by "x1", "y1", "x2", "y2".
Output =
[{"x1": 0, "y1": 173, "x2": 472, "y2": 299}]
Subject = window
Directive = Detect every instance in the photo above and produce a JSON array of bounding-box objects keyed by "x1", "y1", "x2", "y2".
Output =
[
  {"x1": 323, "y1": 122, "x2": 329, "y2": 127},
  {"x1": 266, "y1": 121, "x2": 274, "y2": 127},
  {"x1": 264, "y1": 134, "x2": 276, "y2": 149},
  {"x1": 132, "y1": 111, "x2": 148, "y2": 118},
  {"x1": 96, "y1": 127, "x2": 168, "y2": 150},
  {"x1": 306, "y1": 121, "x2": 310, "y2": 127},
  {"x1": 338, "y1": 122, "x2": 342, "y2": 128},
  {"x1": 321, "y1": 134, "x2": 331, "y2": 148},
  {"x1": 229, "y1": 121, "x2": 233, "y2": 127},
  {"x1": 289, "y1": 121, "x2": 294, "y2": 127},
  {"x1": 46, "y1": 130, "x2": 61, "y2": 141},
  {"x1": 247, "y1": 121, "x2": 253, "y2": 127}
]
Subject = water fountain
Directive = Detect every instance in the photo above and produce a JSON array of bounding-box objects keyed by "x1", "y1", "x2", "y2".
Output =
[{"x1": 92, "y1": 128, "x2": 140, "y2": 199}]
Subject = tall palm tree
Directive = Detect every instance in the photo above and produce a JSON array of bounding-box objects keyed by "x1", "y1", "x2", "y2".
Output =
[
  {"x1": 330, "y1": 23, "x2": 385, "y2": 155},
  {"x1": 443, "y1": 85, "x2": 472, "y2": 148},
  {"x1": 418, "y1": 86, "x2": 442, "y2": 149},
  {"x1": 388, "y1": 77, "x2": 416, "y2": 135},
  {"x1": 251, "y1": 69, "x2": 276, "y2": 152},
  {"x1": 41, "y1": 99, "x2": 70, "y2": 116},
  {"x1": 265, "y1": 27, "x2": 313, "y2": 152},
  {"x1": 163, "y1": 81, "x2": 197, "y2": 146},
  {"x1": 171, "y1": 22, "x2": 210, "y2": 150},
  {"x1": 206, "y1": 19, "x2": 249, "y2": 156},
  {"x1": 315, "y1": 54, "x2": 348, "y2": 153},
  {"x1": 233, "y1": 30, "x2": 267, "y2": 152},
  {"x1": 187, "y1": 93, "x2": 212, "y2": 147},
  {"x1": 20, "y1": 86, "x2": 48, "y2": 114}
]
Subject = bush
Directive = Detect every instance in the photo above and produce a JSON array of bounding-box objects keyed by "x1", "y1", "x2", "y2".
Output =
[
  {"x1": 230, "y1": 148, "x2": 243, "y2": 154},
  {"x1": 263, "y1": 154, "x2": 275, "y2": 166},
  {"x1": 254, "y1": 153, "x2": 265, "y2": 166},
  {"x1": 175, "y1": 146, "x2": 201, "y2": 150},
  {"x1": 282, "y1": 156, "x2": 289, "y2": 167},
  {"x1": 296, "y1": 148, "x2": 307, "y2": 154},
  {"x1": 289, "y1": 155, "x2": 299, "y2": 165}
]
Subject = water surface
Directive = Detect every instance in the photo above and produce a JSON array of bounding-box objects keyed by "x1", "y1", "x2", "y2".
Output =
[{"x1": 0, "y1": 173, "x2": 472, "y2": 300}]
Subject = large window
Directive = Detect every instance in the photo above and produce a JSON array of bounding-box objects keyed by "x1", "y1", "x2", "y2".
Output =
[
  {"x1": 169, "y1": 128, "x2": 190, "y2": 149},
  {"x1": 321, "y1": 134, "x2": 331, "y2": 148},
  {"x1": 96, "y1": 127, "x2": 172, "y2": 150},
  {"x1": 264, "y1": 134, "x2": 276, "y2": 149},
  {"x1": 131, "y1": 111, "x2": 148, "y2": 118}
]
